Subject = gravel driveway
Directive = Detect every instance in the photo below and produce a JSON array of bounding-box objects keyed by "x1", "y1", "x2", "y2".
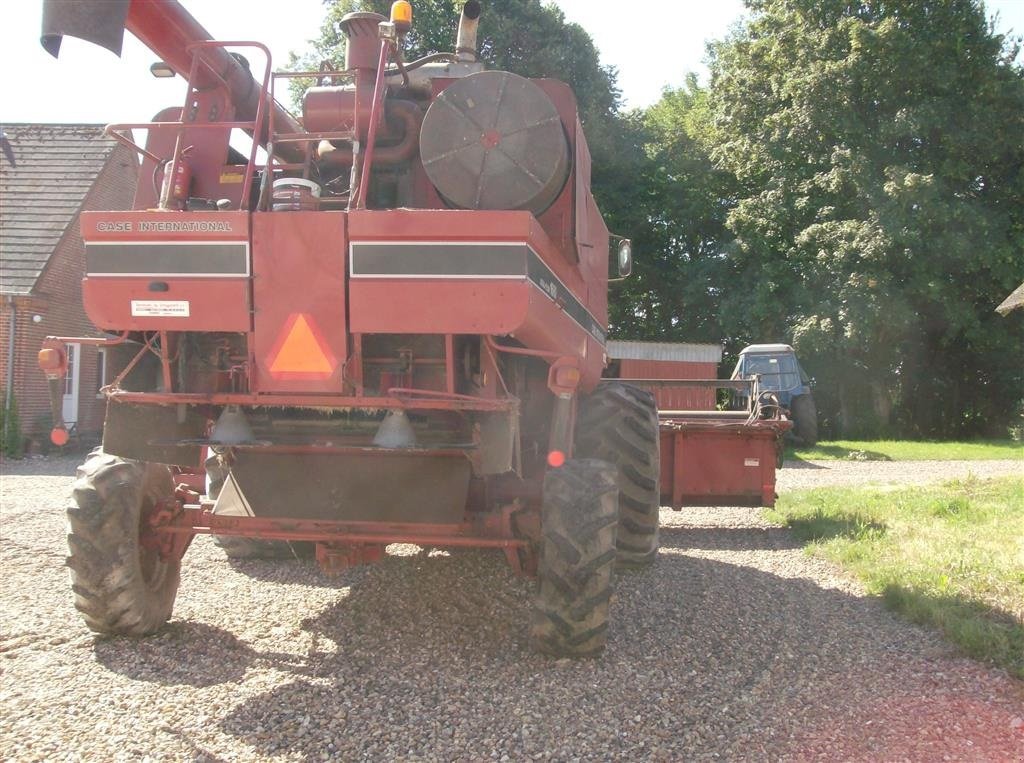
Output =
[{"x1": 2, "y1": 455, "x2": 1021, "y2": 761}]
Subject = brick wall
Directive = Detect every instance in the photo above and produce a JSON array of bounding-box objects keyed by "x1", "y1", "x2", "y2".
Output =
[
  {"x1": 0, "y1": 144, "x2": 137, "y2": 446},
  {"x1": 618, "y1": 358, "x2": 718, "y2": 410}
]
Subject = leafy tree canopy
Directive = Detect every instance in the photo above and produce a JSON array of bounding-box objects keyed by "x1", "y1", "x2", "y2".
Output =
[
  {"x1": 291, "y1": 1, "x2": 619, "y2": 134},
  {"x1": 702, "y1": 0, "x2": 1024, "y2": 436}
]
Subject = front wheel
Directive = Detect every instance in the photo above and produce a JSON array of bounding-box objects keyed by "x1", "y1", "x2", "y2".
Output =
[
  {"x1": 66, "y1": 449, "x2": 180, "y2": 635},
  {"x1": 576, "y1": 382, "x2": 661, "y2": 566},
  {"x1": 791, "y1": 395, "x2": 818, "y2": 446},
  {"x1": 530, "y1": 459, "x2": 618, "y2": 657}
]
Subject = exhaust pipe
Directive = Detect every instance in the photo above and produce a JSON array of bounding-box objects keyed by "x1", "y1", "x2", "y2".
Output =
[{"x1": 456, "y1": 1, "x2": 481, "y2": 62}]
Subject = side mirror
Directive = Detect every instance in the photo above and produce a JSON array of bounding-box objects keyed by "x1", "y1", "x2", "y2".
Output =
[{"x1": 609, "y1": 236, "x2": 632, "y2": 280}]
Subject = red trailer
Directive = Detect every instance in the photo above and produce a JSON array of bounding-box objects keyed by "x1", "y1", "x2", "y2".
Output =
[{"x1": 616, "y1": 378, "x2": 791, "y2": 509}]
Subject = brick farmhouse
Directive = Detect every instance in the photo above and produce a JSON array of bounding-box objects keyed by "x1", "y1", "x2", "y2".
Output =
[{"x1": 1, "y1": 124, "x2": 137, "y2": 450}]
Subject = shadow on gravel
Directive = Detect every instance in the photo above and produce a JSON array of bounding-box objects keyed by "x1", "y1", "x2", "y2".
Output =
[
  {"x1": 0, "y1": 454, "x2": 80, "y2": 478},
  {"x1": 221, "y1": 555, "x2": 327, "y2": 584},
  {"x1": 214, "y1": 537, "x2": 997, "y2": 761},
  {"x1": 780, "y1": 457, "x2": 827, "y2": 469},
  {"x1": 94, "y1": 621, "x2": 255, "y2": 687},
  {"x1": 880, "y1": 585, "x2": 1024, "y2": 680},
  {"x1": 787, "y1": 445, "x2": 892, "y2": 464},
  {"x1": 93, "y1": 618, "x2": 336, "y2": 687},
  {"x1": 659, "y1": 525, "x2": 802, "y2": 552}
]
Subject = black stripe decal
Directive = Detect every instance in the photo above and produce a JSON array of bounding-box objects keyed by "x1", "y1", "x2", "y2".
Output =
[
  {"x1": 526, "y1": 250, "x2": 607, "y2": 344},
  {"x1": 86, "y1": 243, "x2": 249, "y2": 276},
  {"x1": 350, "y1": 242, "x2": 526, "y2": 277},
  {"x1": 350, "y1": 241, "x2": 606, "y2": 344}
]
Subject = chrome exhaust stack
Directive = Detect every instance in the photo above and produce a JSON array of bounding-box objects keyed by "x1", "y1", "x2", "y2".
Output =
[{"x1": 456, "y1": 1, "x2": 481, "y2": 62}]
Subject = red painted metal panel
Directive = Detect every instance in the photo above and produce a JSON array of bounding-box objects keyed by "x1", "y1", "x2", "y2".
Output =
[
  {"x1": 82, "y1": 277, "x2": 250, "y2": 331},
  {"x1": 659, "y1": 423, "x2": 782, "y2": 508},
  {"x1": 347, "y1": 208, "x2": 607, "y2": 388},
  {"x1": 350, "y1": 280, "x2": 530, "y2": 335},
  {"x1": 349, "y1": 208, "x2": 536, "y2": 242},
  {"x1": 619, "y1": 359, "x2": 717, "y2": 409},
  {"x1": 348, "y1": 210, "x2": 601, "y2": 326},
  {"x1": 163, "y1": 511, "x2": 527, "y2": 549},
  {"x1": 252, "y1": 211, "x2": 347, "y2": 393}
]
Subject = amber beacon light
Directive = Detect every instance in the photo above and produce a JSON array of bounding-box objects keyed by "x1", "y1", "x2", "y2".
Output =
[{"x1": 391, "y1": 1, "x2": 413, "y2": 34}]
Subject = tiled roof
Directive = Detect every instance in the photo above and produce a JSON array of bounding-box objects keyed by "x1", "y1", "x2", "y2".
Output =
[{"x1": 0, "y1": 123, "x2": 116, "y2": 295}]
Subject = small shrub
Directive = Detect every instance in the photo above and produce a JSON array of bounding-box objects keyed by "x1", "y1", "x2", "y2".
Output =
[{"x1": 2, "y1": 392, "x2": 24, "y2": 459}]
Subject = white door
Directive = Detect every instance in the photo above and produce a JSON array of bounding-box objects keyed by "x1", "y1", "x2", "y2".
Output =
[{"x1": 62, "y1": 343, "x2": 81, "y2": 426}]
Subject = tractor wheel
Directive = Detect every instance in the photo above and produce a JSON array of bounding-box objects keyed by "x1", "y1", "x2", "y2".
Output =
[
  {"x1": 530, "y1": 459, "x2": 618, "y2": 657},
  {"x1": 791, "y1": 395, "x2": 818, "y2": 446},
  {"x1": 576, "y1": 381, "x2": 661, "y2": 566},
  {"x1": 66, "y1": 448, "x2": 180, "y2": 635},
  {"x1": 206, "y1": 455, "x2": 313, "y2": 560}
]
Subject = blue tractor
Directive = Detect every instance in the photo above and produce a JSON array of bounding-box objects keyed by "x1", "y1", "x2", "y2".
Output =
[{"x1": 731, "y1": 344, "x2": 818, "y2": 445}]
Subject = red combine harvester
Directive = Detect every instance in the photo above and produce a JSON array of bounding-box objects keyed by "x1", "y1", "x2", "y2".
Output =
[{"x1": 37, "y1": 0, "x2": 787, "y2": 656}]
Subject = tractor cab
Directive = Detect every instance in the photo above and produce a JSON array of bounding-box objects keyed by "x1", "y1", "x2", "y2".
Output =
[
  {"x1": 731, "y1": 344, "x2": 817, "y2": 444},
  {"x1": 731, "y1": 344, "x2": 810, "y2": 404}
]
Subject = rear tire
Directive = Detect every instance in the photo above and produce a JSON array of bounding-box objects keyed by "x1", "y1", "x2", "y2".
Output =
[
  {"x1": 530, "y1": 459, "x2": 618, "y2": 657},
  {"x1": 576, "y1": 382, "x2": 661, "y2": 566},
  {"x1": 206, "y1": 455, "x2": 313, "y2": 559},
  {"x1": 791, "y1": 395, "x2": 818, "y2": 446},
  {"x1": 66, "y1": 448, "x2": 180, "y2": 635}
]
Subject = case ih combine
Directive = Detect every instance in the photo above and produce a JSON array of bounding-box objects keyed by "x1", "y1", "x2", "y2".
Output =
[{"x1": 37, "y1": 0, "x2": 788, "y2": 657}]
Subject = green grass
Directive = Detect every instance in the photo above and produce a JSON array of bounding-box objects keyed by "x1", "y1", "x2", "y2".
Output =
[
  {"x1": 766, "y1": 476, "x2": 1024, "y2": 679},
  {"x1": 790, "y1": 439, "x2": 1024, "y2": 462}
]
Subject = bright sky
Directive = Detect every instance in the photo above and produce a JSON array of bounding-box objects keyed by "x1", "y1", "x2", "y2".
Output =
[{"x1": 0, "y1": 0, "x2": 1021, "y2": 124}]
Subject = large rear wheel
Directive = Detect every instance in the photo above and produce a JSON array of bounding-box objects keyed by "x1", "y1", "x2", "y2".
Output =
[
  {"x1": 791, "y1": 394, "x2": 818, "y2": 446},
  {"x1": 576, "y1": 382, "x2": 661, "y2": 566},
  {"x1": 530, "y1": 459, "x2": 618, "y2": 657},
  {"x1": 66, "y1": 449, "x2": 180, "y2": 635}
]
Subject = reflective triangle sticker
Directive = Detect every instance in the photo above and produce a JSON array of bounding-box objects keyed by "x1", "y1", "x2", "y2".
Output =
[
  {"x1": 212, "y1": 472, "x2": 254, "y2": 517},
  {"x1": 267, "y1": 313, "x2": 337, "y2": 379}
]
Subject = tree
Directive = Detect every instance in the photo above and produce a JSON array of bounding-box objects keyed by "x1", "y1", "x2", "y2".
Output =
[
  {"x1": 608, "y1": 76, "x2": 736, "y2": 344},
  {"x1": 705, "y1": 0, "x2": 1024, "y2": 436},
  {"x1": 290, "y1": 1, "x2": 619, "y2": 140}
]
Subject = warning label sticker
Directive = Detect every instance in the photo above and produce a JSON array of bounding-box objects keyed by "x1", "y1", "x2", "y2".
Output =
[{"x1": 130, "y1": 300, "x2": 190, "y2": 317}]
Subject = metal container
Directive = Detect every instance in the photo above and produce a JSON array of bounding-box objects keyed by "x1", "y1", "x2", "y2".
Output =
[
  {"x1": 419, "y1": 70, "x2": 570, "y2": 215},
  {"x1": 271, "y1": 178, "x2": 322, "y2": 212},
  {"x1": 659, "y1": 422, "x2": 785, "y2": 509}
]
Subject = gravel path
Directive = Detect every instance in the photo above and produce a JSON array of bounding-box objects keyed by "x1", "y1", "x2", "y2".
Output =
[
  {"x1": 777, "y1": 457, "x2": 1022, "y2": 491},
  {"x1": 1, "y1": 455, "x2": 1021, "y2": 761}
]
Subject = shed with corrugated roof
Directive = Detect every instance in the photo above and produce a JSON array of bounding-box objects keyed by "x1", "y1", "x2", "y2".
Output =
[{"x1": 606, "y1": 340, "x2": 723, "y2": 409}]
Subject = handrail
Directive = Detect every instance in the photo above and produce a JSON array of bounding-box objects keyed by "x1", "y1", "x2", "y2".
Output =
[
  {"x1": 173, "y1": 41, "x2": 273, "y2": 210},
  {"x1": 353, "y1": 39, "x2": 394, "y2": 210},
  {"x1": 102, "y1": 41, "x2": 274, "y2": 211}
]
